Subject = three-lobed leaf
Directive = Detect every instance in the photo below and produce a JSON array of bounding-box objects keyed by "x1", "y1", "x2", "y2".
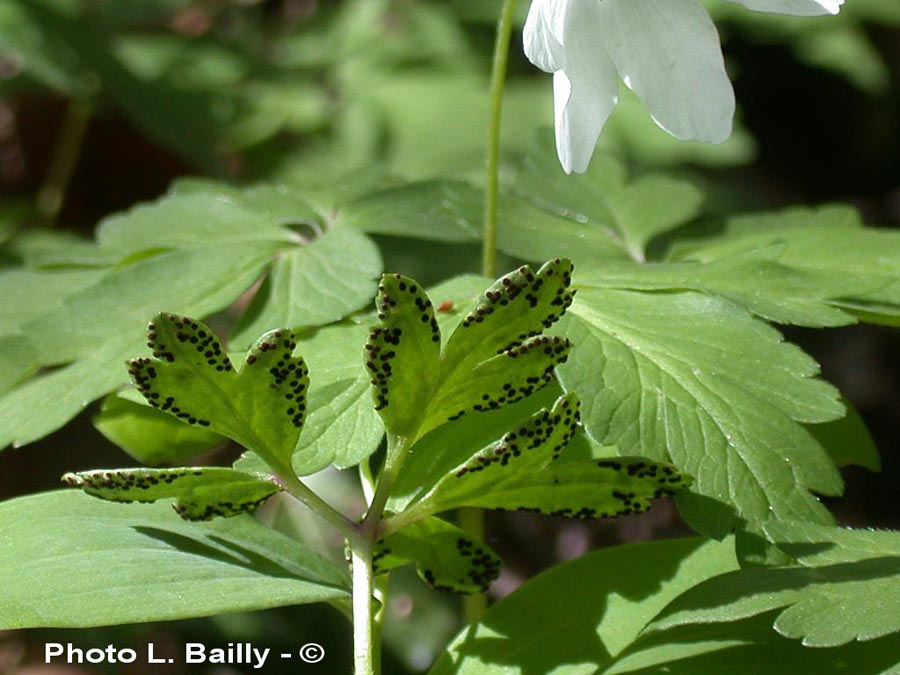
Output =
[
  {"x1": 128, "y1": 314, "x2": 308, "y2": 476},
  {"x1": 366, "y1": 259, "x2": 575, "y2": 445}
]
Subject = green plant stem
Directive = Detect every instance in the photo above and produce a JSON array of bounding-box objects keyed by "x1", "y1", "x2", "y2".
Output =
[
  {"x1": 37, "y1": 97, "x2": 92, "y2": 227},
  {"x1": 365, "y1": 434, "x2": 409, "y2": 527},
  {"x1": 466, "y1": 0, "x2": 518, "y2": 624},
  {"x1": 481, "y1": 0, "x2": 518, "y2": 278},
  {"x1": 351, "y1": 540, "x2": 377, "y2": 675}
]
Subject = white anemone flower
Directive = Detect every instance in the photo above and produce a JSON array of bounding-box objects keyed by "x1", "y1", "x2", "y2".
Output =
[{"x1": 524, "y1": 0, "x2": 844, "y2": 173}]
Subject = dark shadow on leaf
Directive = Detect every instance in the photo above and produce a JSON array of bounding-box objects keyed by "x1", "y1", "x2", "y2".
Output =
[
  {"x1": 774, "y1": 540, "x2": 839, "y2": 561},
  {"x1": 655, "y1": 556, "x2": 900, "y2": 616},
  {"x1": 132, "y1": 525, "x2": 302, "y2": 581},
  {"x1": 616, "y1": 611, "x2": 900, "y2": 674},
  {"x1": 432, "y1": 538, "x2": 707, "y2": 675}
]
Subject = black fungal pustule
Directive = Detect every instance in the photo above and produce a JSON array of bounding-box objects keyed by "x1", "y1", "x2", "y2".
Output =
[{"x1": 448, "y1": 258, "x2": 575, "y2": 358}]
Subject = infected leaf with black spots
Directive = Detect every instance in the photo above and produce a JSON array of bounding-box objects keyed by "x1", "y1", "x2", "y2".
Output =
[
  {"x1": 365, "y1": 274, "x2": 440, "y2": 438},
  {"x1": 396, "y1": 395, "x2": 689, "y2": 523},
  {"x1": 128, "y1": 314, "x2": 308, "y2": 475},
  {"x1": 62, "y1": 467, "x2": 281, "y2": 521},
  {"x1": 373, "y1": 517, "x2": 501, "y2": 594},
  {"x1": 366, "y1": 259, "x2": 574, "y2": 443}
]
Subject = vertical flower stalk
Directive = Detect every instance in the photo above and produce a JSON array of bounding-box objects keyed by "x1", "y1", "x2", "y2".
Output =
[
  {"x1": 472, "y1": 0, "x2": 520, "y2": 624},
  {"x1": 482, "y1": 0, "x2": 519, "y2": 279}
]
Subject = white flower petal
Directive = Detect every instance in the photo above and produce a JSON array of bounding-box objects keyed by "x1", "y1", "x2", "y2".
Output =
[
  {"x1": 524, "y1": 0, "x2": 570, "y2": 73},
  {"x1": 724, "y1": 0, "x2": 843, "y2": 16},
  {"x1": 553, "y1": 1, "x2": 619, "y2": 174},
  {"x1": 597, "y1": 0, "x2": 735, "y2": 144}
]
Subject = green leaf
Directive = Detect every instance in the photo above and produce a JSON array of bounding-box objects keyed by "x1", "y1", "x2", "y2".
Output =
[
  {"x1": 63, "y1": 466, "x2": 281, "y2": 521},
  {"x1": 23, "y1": 242, "x2": 279, "y2": 365},
  {"x1": 5, "y1": 229, "x2": 117, "y2": 268},
  {"x1": 496, "y1": 191, "x2": 629, "y2": 265},
  {"x1": 0, "y1": 244, "x2": 278, "y2": 451},
  {"x1": 96, "y1": 191, "x2": 297, "y2": 257},
  {"x1": 646, "y1": 522, "x2": 900, "y2": 648},
  {"x1": 388, "y1": 384, "x2": 563, "y2": 513},
  {"x1": 232, "y1": 228, "x2": 382, "y2": 348},
  {"x1": 0, "y1": 268, "x2": 107, "y2": 335},
  {"x1": 395, "y1": 395, "x2": 688, "y2": 528},
  {"x1": 337, "y1": 181, "x2": 483, "y2": 243},
  {"x1": 807, "y1": 396, "x2": 881, "y2": 472},
  {"x1": 0, "y1": 357, "x2": 130, "y2": 450},
  {"x1": 0, "y1": 490, "x2": 348, "y2": 629},
  {"x1": 170, "y1": 178, "x2": 322, "y2": 227},
  {"x1": 672, "y1": 205, "x2": 900, "y2": 326},
  {"x1": 578, "y1": 254, "x2": 877, "y2": 328},
  {"x1": 374, "y1": 517, "x2": 501, "y2": 594},
  {"x1": 560, "y1": 288, "x2": 844, "y2": 538},
  {"x1": 511, "y1": 138, "x2": 704, "y2": 261},
  {"x1": 129, "y1": 315, "x2": 308, "y2": 476},
  {"x1": 366, "y1": 273, "x2": 442, "y2": 438},
  {"x1": 0, "y1": 335, "x2": 36, "y2": 397},
  {"x1": 93, "y1": 393, "x2": 226, "y2": 466},
  {"x1": 366, "y1": 260, "x2": 574, "y2": 443},
  {"x1": 291, "y1": 322, "x2": 384, "y2": 472},
  {"x1": 607, "y1": 616, "x2": 900, "y2": 675},
  {"x1": 429, "y1": 537, "x2": 739, "y2": 675}
]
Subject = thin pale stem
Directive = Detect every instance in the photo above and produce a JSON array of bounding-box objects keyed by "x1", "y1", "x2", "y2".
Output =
[
  {"x1": 37, "y1": 97, "x2": 92, "y2": 227},
  {"x1": 481, "y1": 0, "x2": 518, "y2": 278},
  {"x1": 364, "y1": 434, "x2": 408, "y2": 527},
  {"x1": 351, "y1": 542, "x2": 377, "y2": 675},
  {"x1": 467, "y1": 0, "x2": 519, "y2": 625}
]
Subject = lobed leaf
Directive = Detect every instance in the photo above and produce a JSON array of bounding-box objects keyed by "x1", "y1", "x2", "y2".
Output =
[
  {"x1": 128, "y1": 315, "x2": 308, "y2": 476},
  {"x1": 366, "y1": 259, "x2": 574, "y2": 444},
  {"x1": 398, "y1": 395, "x2": 688, "y2": 524},
  {"x1": 374, "y1": 517, "x2": 501, "y2": 594},
  {"x1": 291, "y1": 322, "x2": 384, "y2": 472},
  {"x1": 670, "y1": 205, "x2": 900, "y2": 326},
  {"x1": 63, "y1": 467, "x2": 281, "y2": 521},
  {"x1": 560, "y1": 288, "x2": 845, "y2": 538}
]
